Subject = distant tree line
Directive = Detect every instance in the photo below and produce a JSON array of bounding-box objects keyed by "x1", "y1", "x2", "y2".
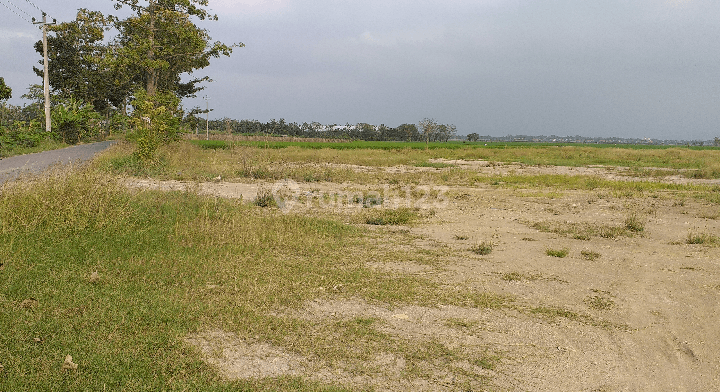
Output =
[{"x1": 191, "y1": 117, "x2": 457, "y2": 142}]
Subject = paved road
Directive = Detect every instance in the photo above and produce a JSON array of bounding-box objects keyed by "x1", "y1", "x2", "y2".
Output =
[{"x1": 0, "y1": 140, "x2": 118, "y2": 185}]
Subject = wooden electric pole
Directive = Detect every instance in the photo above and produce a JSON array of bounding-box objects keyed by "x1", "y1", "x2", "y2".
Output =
[
  {"x1": 33, "y1": 13, "x2": 55, "y2": 133},
  {"x1": 204, "y1": 96, "x2": 210, "y2": 141}
]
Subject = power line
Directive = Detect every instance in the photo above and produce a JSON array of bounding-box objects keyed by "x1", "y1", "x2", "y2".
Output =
[
  {"x1": 0, "y1": 0, "x2": 33, "y2": 24},
  {"x1": 5, "y1": 0, "x2": 32, "y2": 18},
  {"x1": 22, "y1": 0, "x2": 41, "y2": 13}
]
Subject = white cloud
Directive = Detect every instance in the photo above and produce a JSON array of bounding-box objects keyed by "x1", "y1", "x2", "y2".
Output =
[{"x1": 0, "y1": 30, "x2": 36, "y2": 40}]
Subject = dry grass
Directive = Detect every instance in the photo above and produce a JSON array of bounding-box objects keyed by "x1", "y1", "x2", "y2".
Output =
[
  {"x1": 530, "y1": 217, "x2": 646, "y2": 240},
  {"x1": 1, "y1": 167, "x2": 515, "y2": 391},
  {"x1": 685, "y1": 232, "x2": 720, "y2": 246}
]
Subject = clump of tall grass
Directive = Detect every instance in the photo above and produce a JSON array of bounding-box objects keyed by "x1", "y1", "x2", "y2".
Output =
[
  {"x1": 253, "y1": 187, "x2": 277, "y2": 207},
  {"x1": 363, "y1": 207, "x2": 421, "y2": 225},
  {"x1": 581, "y1": 250, "x2": 601, "y2": 261},
  {"x1": 0, "y1": 167, "x2": 132, "y2": 235},
  {"x1": 470, "y1": 242, "x2": 494, "y2": 255},
  {"x1": 624, "y1": 214, "x2": 645, "y2": 233},
  {"x1": 686, "y1": 232, "x2": 720, "y2": 246},
  {"x1": 546, "y1": 248, "x2": 569, "y2": 258},
  {"x1": 530, "y1": 217, "x2": 645, "y2": 240}
]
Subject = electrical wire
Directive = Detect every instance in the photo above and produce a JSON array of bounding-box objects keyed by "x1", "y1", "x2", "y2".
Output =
[
  {"x1": 5, "y1": 0, "x2": 32, "y2": 18},
  {"x1": 22, "y1": 0, "x2": 41, "y2": 13},
  {"x1": 0, "y1": 0, "x2": 34, "y2": 24}
]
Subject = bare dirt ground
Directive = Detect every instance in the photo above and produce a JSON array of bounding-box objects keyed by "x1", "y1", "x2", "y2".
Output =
[{"x1": 132, "y1": 161, "x2": 720, "y2": 391}]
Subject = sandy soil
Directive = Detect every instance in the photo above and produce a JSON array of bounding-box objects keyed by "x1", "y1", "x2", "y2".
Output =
[{"x1": 132, "y1": 161, "x2": 720, "y2": 391}]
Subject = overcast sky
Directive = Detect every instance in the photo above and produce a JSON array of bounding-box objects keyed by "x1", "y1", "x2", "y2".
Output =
[{"x1": 2, "y1": 0, "x2": 719, "y2": 140}]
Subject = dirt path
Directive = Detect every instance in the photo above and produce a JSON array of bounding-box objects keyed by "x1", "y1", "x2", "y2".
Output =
[{"x1": 129, "y1": 163, "x2": 720, "y2": 391}]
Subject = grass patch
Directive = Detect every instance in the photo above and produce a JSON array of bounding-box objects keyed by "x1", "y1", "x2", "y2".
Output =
[
  {"x1": 685, "y1": 232, "x2": 720, "y2": 246},
  {"x1": 221, "y1": 139, "x2": 720, "y2": 175},
  {"x1": 624, "y1": 214, "x2": 645, "y2": 233},
  {"x1": 530, "y1": 219, "x2": 643, "y2": 240},
  {"x1": 414, "y1": 161, "x2": 456, "y2": 169},
  {"x1": 584, "y1": 295, "x2": 615, "y2": 311},
  {"x1": 580, "y1": 250, "x2": 601, "y2": 261},
  {"x1": 524, "y1": 305, "x2": 619, "y2": 329},
  {"x1": 472, "y1": 354, "x2": 501, "y2": 370},
  {"x1": 362, "y1": 207, "x2": 421, "y2": 225},
  {"x1": 470, "y1": 242, "x2": 493, "y2": 255},
  {"x1": 501, "y1": 272, "x2": 539, "y2": 282},
  {"x1": 253, "y1": 187, "x2": 277, "y2": 207},
  {"x1": 444, "y1": 318, "x2": 479, "y2": 329},
  {"x1": 545, "y1": 248, "x2": 569, "y2": 258},
  {"x1": 0, "y1": 168, "x2": 508, "y2": 390}
]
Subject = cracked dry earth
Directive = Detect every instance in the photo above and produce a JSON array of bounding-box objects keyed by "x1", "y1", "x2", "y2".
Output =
[{"x1": 133, "y1": 162, "x2": 720, "y2": 391}]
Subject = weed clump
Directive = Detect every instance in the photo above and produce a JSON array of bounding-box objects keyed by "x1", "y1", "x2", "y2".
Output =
[
  {"x1": 546, "y1": 248, "x2": 569, "y2": 258},
  {"x1": 470, "y1": 242, "x2": 493, "y2": 255},
  {"x1": 581, "y1": 250, "x2": 601, "y2": 261},
  {"x1": 364, "y1": 207, "x2": 420, "y2": 225},
  {"x1": 686, "y1": 232, "x2": 719, "y2": 246},
  {"x1": 502, "y1": 272, "x2": 524, "y2": 282},
  {"x1": 624, "y1": 214, "x2": 645, "y2": 233},
  {"x1": 253, "y1": 187, "x2": 277, "y2": 208}
]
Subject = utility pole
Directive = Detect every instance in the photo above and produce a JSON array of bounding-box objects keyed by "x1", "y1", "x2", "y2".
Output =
[
  {"x1": 33, "y1": 13, "x2": 55, "y2": 133},
  {"x1": 204, "y1": 96, "x2": 210, "y2": 141}
]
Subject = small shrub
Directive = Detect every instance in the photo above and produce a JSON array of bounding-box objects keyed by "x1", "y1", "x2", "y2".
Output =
[
  {"x1": 253, "y1": 187, "x2": 277, "y2": 208},
  {"x1": 454, "y1": 235, "x2": 469, "y2": 240},
  {"x1": 129, "y1": 89, "x2": 182, "y2": 161},
  {"x1": 624, "y1": 214, "x2": 645, "y2": 233},
  {"x1": 546, "y1": 248, "x2": 569, "y2": 258},
  {"x1": 0, "y1": 120, "x2": 45, "y2": 150},
  {"x1": 51, "y1": 97, "x2": 100, "y2": 144},
  {"x1": 470, "y1": 242, "x2": 493, "y2": 255}
]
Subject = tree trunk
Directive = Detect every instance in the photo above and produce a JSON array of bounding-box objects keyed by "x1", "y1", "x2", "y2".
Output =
[{"x1": 146, "y1": 0, "x2": 157, "y2": 95}]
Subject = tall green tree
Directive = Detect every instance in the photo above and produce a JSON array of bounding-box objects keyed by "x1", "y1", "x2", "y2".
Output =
[
  {"x1": 33, "y1": 10, "x2": 124, "y2": 113},
  {"x1": 0, "y1": 77, "x2": 11, "y2": 102},
  {"x1": 0, "y1": 77, "x2": 13, "y2": 129},
  {"x1": 109, "y1": 0, "x2": 241, "y2": 97},
  {"x1": 34, "y1": 0, "x2": 240, "y2": 113},
  {"x1": 419, "y1": 118, "x2": 438, "y2": 147}
]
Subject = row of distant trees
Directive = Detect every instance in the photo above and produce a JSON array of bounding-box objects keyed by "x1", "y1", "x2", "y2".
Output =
[{"x1": 193, "y1": 118, "x2": 458, "y2": 142}]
